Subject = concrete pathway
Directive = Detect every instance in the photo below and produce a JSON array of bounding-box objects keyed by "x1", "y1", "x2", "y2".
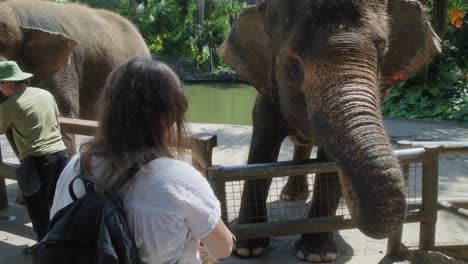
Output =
[{"x1": 1, "y1": 118, "x2": 467, "y2": 264}]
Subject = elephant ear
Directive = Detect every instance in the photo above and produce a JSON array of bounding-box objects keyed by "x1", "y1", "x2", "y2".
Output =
[
  {"x1": 382, "y1": 0, "x2": 441, "y2": 91},
  {"x1": 218, "y1": 4, "x2": 273, "y2": 96},
  {"x1": 21, "y1": 27, "x2": 78, "y2": 84}
]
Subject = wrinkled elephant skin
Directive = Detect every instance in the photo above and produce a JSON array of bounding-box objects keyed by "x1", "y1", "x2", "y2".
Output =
[
  {"x1": 0, "y1": 0, "x2": 150, "y2": 154},
  {"x1": 219, "y1": 0, "x2": 441, "y2": 262}
]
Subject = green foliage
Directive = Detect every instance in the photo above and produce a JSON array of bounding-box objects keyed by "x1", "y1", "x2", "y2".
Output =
[
  {"x1": 144, "y1": 0, "x2": 197, "y2": 55},
  {"x1": 61, "y1": 0, "x2": 466, "y2": 122},
  {"x1": 70, "y1": 0, "x2": 245, "y2": 71},
  {"x1": 68, "y1": 0, "x2": 129, "y2": 11},
  {"x1": 383, "y1": 0, "x2": 467, "y2": 122}
]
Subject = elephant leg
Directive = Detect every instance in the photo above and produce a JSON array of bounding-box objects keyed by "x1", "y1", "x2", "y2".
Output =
[
  {"x1": 235, "y1": 96, "x2": 288, "y2": 258},
  {"x1": 61, "y1": 133, "x2": 77, "y2": 158},
  {"x1": 296, "y1": 146, "x2": 341, "y2": 263},
  {"x1": 45, "y1": 73, "x2": 79, "y2": 157},
  {"x1": 280, "y1": 143, "x2": 312, "y2": 201}
]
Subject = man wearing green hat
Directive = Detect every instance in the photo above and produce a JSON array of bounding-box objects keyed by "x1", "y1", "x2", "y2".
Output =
[{"x1": 0, "y1": 61, "x2": 67, "y2": 253}]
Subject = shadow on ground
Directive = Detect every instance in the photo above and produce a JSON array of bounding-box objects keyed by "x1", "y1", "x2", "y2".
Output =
[{"x1": 0, "y1": 198, "x2": 35, "y2": 264}]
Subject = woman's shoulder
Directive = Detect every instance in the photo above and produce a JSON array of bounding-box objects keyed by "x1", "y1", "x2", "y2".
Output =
[
  {"x1": 147, "y1": 157, "x2": 200, "y2": 176},
  {"x1": 140, "y1": 157, "x2": 208, "y2": 190}
]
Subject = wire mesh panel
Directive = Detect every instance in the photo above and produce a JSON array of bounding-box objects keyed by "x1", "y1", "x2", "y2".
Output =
[
  {"x1": 225, "y1": 173, "x2": 347, "y2": 225},
  {"x1": 223, "y1": 162, "x2": 424, "y2": 225},
  {"x1": 406, "y1": 163, "x2": 423, "y2": 214}
]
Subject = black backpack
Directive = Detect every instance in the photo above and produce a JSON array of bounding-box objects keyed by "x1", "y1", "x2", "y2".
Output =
[{"x1": 33, "y1": 162, "x2": 140, "y2": 264}]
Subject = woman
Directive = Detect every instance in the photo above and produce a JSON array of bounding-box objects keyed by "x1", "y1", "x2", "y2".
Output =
[{"x1": 51, "y1": 58, "x2": 233, "y2": 263}]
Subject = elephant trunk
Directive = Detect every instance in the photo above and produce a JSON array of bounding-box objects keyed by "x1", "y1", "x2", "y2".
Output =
[{"x1": 305, "y1": 49, "x2": 406, "y2": 239}]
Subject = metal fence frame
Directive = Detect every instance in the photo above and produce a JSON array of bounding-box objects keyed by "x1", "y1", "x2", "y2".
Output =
[
  {"x1": 0, "y1": 117, "x2": 218, "y2": 209},
  {"x1": 207, "y1": 141, "x2": 468, "y2": 256},
  {"x1": 1, "y1": 118, "x2": 467, "y2": 257}
]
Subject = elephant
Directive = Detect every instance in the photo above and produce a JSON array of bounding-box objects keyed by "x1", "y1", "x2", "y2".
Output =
[
  {"x1": 219, "y1": 0, "x2": 441, "y2": 262},
  {"x1": 0, "y1": 0, "x2": 150, "y2": 154}
]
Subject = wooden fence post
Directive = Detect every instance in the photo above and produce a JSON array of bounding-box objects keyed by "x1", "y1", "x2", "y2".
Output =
[
  {"x1": 191, "y1": 133, "x2": 217, "y2": 176},
  {"x1": 419, "y1": 145, "x2": 440, "y2": 250},
  {"x1": 387, "y1": 141, "x2": 412, "y2": 257}
]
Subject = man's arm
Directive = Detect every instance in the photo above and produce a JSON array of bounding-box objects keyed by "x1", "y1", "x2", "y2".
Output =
[
  {"x1": 51, "y1": 95, "x2": 62, "y2": 132},
  {"x1": 0, "y1": 108, "x2": 9, "y2": 135},
  {"x1": 0, "y1": 108, "x2": 19, "y2": 156}
]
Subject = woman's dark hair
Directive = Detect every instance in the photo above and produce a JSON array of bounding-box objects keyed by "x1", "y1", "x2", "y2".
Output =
[{"x1": 80, "y1": 58, "x2": 189, "y2": 191}]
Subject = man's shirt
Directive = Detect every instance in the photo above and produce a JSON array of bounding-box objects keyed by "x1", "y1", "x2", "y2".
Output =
[{"x1": 0, "y1": 87, "x2": 66, "y2": 160}]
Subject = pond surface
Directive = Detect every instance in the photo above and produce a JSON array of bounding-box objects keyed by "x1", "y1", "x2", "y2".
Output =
[{"x1": 185, "y1": 82, "x2": 256, "y2": 125}]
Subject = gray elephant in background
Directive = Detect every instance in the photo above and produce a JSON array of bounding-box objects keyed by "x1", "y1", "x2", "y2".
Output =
[
  {"x1": 219, "y1": 0, "x2": 440, "y2": 262},
  {"x1": 0, "y1": 0, "x2": 151, "y2": 154}
]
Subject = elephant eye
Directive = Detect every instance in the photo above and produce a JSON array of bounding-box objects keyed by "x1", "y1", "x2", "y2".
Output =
[
  {"x1": 375, "y1": 38, "x2": 388, "y2": 53},
  {"x1": 280, "y1": 49, "x2": 304, "y2": 82},
  {"x1": 373, "y1": 30, "x2": 388, "y2": 54}
]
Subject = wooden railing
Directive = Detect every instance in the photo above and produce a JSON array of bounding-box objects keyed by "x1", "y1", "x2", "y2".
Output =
[
  {"x1": 206, "y1": 141, "x2": 468, "y2": 257},
  {"x1": 0, "y1": 117, "x2": 217, "y2": 209}
]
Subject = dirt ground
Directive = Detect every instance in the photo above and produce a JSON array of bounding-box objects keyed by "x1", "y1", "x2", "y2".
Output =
[{"x1": 1, "y1": 119, "x2": 468, "y2": 264}]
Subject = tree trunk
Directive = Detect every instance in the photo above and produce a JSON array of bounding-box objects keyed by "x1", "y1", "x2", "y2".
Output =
[
  {"x1": 209, "y1": 46, "x2": 214, "y2": 72},
  {"x1": 196, "y1": 0, "x2": 204, "y2": 69},
  {"x1": 432, "y1": 0, "x2": 448, "y2": 34},
  {"x1": 196, "y1": 0, "x2": 204, "y2": 25}
]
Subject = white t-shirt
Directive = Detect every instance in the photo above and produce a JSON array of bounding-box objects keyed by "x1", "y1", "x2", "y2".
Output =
[{"x1": 51, "y1": 154, "x2": 221, "y2": 264}]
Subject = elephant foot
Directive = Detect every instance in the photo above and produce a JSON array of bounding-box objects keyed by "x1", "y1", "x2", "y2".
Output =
[
  {"x1": 234, "y1": 237, "x2": 270, "y2": 258},
  {"x1": 295, "y1": 233, "x2": 338, "y2": 263},
  {"x1": 280, "y1": 176, "x2": 309, "y2": 201}
]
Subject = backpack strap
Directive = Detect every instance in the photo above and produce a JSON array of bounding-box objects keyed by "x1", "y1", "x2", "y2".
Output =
[
  {"x1": 68, "y1": 155, "x2": 157, "y2": 203},
  {"x1": 79, "y1": 158, "x2": 96, "y2": 194},
  {"x1": 68, "y1": 174, "x2": 114, "y2": 201},
  {"x1": 68, "y1": 158, "x2": 118, "y2": 202}
]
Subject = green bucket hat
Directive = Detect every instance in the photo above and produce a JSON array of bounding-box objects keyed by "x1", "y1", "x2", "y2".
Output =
[{"x1": 0, "y1": 61, "x2": 33, "y2": 81}]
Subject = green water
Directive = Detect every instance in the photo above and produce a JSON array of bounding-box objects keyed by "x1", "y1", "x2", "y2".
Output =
[{"x1": 185, "y1": 82, "x2": 256, "y2": 125}]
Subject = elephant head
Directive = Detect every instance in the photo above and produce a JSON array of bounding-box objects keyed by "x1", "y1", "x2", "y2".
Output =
[
  {"x1": 0, "y1": 5, "x2": 77, "y2": 86},
  {"x1": 220, "y1": 0, "x2": 440, "y2": 238}
]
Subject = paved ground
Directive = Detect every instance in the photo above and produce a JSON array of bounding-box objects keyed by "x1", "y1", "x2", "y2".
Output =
[{"x1": 1, "y1": 118, "x2": 467, "y2": 264}]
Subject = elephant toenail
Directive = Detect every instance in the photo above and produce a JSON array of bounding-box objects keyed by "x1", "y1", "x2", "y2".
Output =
[
  {"x1": 236, "y1": 248, "x2": 250, "y2": 257},
  {"x1": 306, "y1": 254, "x2": 322, "y2": 262},
  {"x1": 252, "y1": 247, "x2": 264, "y2": 256},
  {"x1": 323, "y1": 252, "x2": 338, "y2": 261},
  {"x1": 296, "y1": 251, "x2": 305, "y2": 260}
]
